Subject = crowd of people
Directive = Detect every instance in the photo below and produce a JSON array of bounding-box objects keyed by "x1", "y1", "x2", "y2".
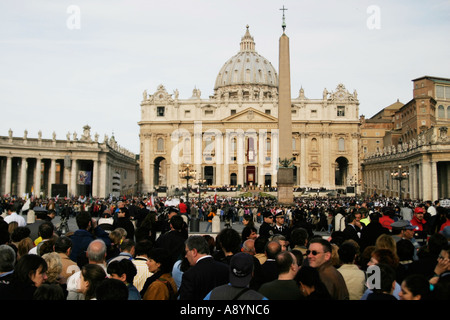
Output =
[{"x1": 0, "y1": 193, "x2": 449, "y2": 301}]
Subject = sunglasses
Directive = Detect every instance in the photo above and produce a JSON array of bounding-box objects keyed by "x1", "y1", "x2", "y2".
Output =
[{"x1": 306, "y1": 250, "x2": 324, "y2": 256}]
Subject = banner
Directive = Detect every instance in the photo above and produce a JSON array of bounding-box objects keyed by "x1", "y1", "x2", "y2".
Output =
[{"x1": 77, "y1": 171, "x2": 92, "y2": 185}]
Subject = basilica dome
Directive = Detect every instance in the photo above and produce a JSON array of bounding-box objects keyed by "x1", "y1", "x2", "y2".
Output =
[{"x1": 214, "y1": 26, "x2": 278, "y2": 93}]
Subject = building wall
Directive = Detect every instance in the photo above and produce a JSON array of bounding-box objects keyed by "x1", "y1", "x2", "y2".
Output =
[
  {"x1": 139, "y1": 84, "x2": 360, "y2": 194},
  {"x1": 0, "y1": 126, "x2": 137, "y2": 198}
]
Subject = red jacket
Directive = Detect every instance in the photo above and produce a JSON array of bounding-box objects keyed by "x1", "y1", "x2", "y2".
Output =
[
  {"x1": 379, "y1": 215, "x2": 394, "y2": 230},
  {"x1": 410, "y1": 215, "x2": 427, "y2": 231}
]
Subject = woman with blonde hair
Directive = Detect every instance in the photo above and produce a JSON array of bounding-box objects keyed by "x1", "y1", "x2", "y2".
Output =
[
  {"x1": 375, "y1": 233, "x2": 397, "y2": 255},
  {"x1": 42, "y1": 252, "x2": 63, "y2": 284}
]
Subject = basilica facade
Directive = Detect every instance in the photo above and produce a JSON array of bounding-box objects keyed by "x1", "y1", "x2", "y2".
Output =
[{"x1": 138, "y1": 27, "x2": 361, "y2": 194}]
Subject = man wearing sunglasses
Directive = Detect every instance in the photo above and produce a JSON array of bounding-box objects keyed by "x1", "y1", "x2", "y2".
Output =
[
  {"x1": 259, "y1": 210, "x2": 275, "y2": 240},
  {"x1": 307, "y1": 238, "x2": 349, "y2": 300}
]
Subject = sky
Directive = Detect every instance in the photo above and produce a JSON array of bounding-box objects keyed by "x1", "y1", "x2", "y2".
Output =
[{"x1": 1, "y1": 0, "x2": 449, "y2": 155}]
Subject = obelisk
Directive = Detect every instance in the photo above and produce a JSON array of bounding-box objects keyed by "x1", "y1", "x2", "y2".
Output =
[{"x1": 277, "y1": 6, "x2": 294, "y2": 205}]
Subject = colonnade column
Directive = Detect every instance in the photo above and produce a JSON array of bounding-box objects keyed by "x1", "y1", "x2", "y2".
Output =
[
  {"x1": 19, "y1": 157, "x2": 27, "y2": 196},
  {"x1": 92, "y1": 160, "x2": 99, "y2": 197},
  {"x1": 34, "y1": 158, "x2": 41, "y2": 197},
  {"x1": 4, "y1": 156, "x2": 12, "y2": 196}
]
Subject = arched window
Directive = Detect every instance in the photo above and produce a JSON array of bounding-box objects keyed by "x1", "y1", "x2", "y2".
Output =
[
  {"x1": 438, "y1": 105, "x2": 445, "y2": 118},
  {"x1": 447, "y1": 106, "x2": 450, "y2": 119},
  {"x1": 157, "y1": 138, "x2": 164, "y2": 152}
]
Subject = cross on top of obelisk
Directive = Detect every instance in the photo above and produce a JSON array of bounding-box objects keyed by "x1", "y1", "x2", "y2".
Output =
[{"x1": 280, "y1": 5, "x2": 287, "y2": 32}]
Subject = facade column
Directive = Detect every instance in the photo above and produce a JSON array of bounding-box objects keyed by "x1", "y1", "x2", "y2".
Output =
[
  {"x1": 322, "y1": 133, "x2": 331, "y2": 189},
  {"x1": 422, "y1": 157, "x2": 432, "y2": 201},
  {"x1": 237, "y1": 132, "x2": 244, "y2": 187},
  {"x1": 99, "y1": 159, "x2": 107, "y2": 198},
  {"x1": 92, "y1": 159, "x2": 99, "y2": 197},
  {"x1": 224, "y1": 131, "x2": 230, "y2": 186},
  {"x1": 431, "y1": 161, "x2": 438, "y2": 201},
  {"x1": 19, "y1": 157, "x2": 27, "y2": 196},
  {"x1": 34, "y1": 158, "x2": 42, "y2": 197},
  {"x1": 142, "y1": 133, "x2": 152, "y2": 193},
  {"x1": 258, "y1": 131, "x2": 265, "y2": 187},
  {"x1": 4, "y1": 156, "x2": 12, "y2": 196},
  {"x1": 271, "y1": 130, "x2": 278, "y2": 186},
  {"x1": 70, "y1": 159, "x2": 78, "y2": 197},
  {"x1": 48, "y1": 159, "x2": 56, "y2": 197},
  {"x1": 215, "y1": 133, "x2": 223, "y2": 186}
]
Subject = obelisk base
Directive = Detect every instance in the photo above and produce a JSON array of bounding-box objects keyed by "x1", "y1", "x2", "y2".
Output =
[{"x1": 277, "y1": 167, "x2": 294, "y2": 205}]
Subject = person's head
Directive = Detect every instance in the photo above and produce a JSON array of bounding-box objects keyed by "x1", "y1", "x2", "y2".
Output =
[
  {"x1": 218, "y1": 228, "x2": 242, "y2": 255},
  {"x1": 262, "y1": 211, "x2": 273, "y2": 224},
  {"x1": 95, "y1": 278, "x2": 128, "y2": 300},
  {"x1": 118, "y1": 206, "x2": 129, "y2": 218},
  {"x1": 399, "y1": 274, "x2": 430, "y2": 300},
  {"x1": 41, "y1": 252, "x2": 62, "y2": 283},
  {"x1": 275, "y1": 251, "x2": 298, "y2": 277},
  {"x1": 390, "y1": 220, "x2": 417, "y2": 239},
  {"x1": 38, "y1": 221, "x2": 54, "y2": 240},
  {"x1": 396, "y1": 239, "x2": 415, "y2": 262},
  {"x1": 147, "y1": 247, "x2": 172, "y2": 273},
  {"x1": 17, "y1": 237, "x2": 34, "y2": 259},
  {"x1": 242, "y1": 226, "x2": 258, "y2": 241},
  {"x1": 135, "y1": 239, "x2": 153, "y2": 258},
  {"x1": 80, "y1": 263, "x2": 107, "y2": 300},
  {"x1": 290, "y1": 249, "x2": 304, "y2": 267},
  {"x1": 185, "y1": 235, "x2": 210, "y2": 266},
  {"x1": 76, "y1": 211, "x2": 92, "y2": 230},
  {"x1": 290, "y1": 228, "x2": 308, "y2": 248},
  {"x1": 119, "y1": 238, "x2": 135, "y2": 255},
  {"x1": 275, "y1": 212, "x2": 285, "y2": 226},
  {"x1": 11, "y1": 226, "x2": 30, "y2": 243},
  {"x1": 109, "y1": 229, "x2": 124, "y2": 246},
  {"x1": 375, "y1": 234, "x2": 397, "y2": 253},
  {"x1": 87, "y1": 239, "x2": 107, "y2": 264},
  {"x1": 307, "y1": 238, "x2": 332, "y2": 268},
  {"x1": 241, "y1": 239, "x2": 255, "y2": 255},
  {"x1": 368, "y1": 248, "x2": 399, "y2": 268},
  {"x1": 0, "y1": 244, "x2": 16, "y2": 273},
  {"x1": 371, "y1": 263, "x2": 397, "y2": 295},
  {"x1": 14, "y1": 253, "x2": 48, "y2": 287},
  {"x1": 254, "y1": 237, "x2": 268, "y2": 255},
  {"x1": 47, "y1": 209, "x2": 56, "y2": 220},
  {"x1": 107, "y1": 259, "x2": 137, "y2": 284},
  {"x1": 265, "y1": 240, "x2": 282, "y2": 260},
  {"x1": 413, "y1": 207, "x2": 425, "y2": 220},
  {"x1": 437, "y1": 245, "x2": 450, "y2": 270},
  {"x1": 338, "y1": 241, "x2": 357, "y2": 264},
  {"x1": 33, "y1": 283, "x2": 65, "y2": 300},
  {"x1": 228, "y1": 252, "x2": 254, "y2": 288},
  {"x1": 272, "y1": 235, "x2": 288, "y2": 252},
  {"x1": 54, "y1": 236, "x2": 72, "y2": 256},
  {"x1": 169, "y1": 215, "x2": 184, "y2": 231},
  {"x1": 295, "y1": 265, "x2": 322, "y2": 296}
]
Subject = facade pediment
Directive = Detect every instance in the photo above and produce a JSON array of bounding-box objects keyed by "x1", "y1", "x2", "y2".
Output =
[{"x1": 222, "y1": 107, "x2": 278, "y2": 123}]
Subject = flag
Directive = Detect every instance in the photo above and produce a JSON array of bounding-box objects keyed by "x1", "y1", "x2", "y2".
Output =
[
  {"x1": 214, "y1": 188, "x2": 217, "y2": 204},
  {"x1": 21, "y1": 199, "x2": 30, "y2": 212}
]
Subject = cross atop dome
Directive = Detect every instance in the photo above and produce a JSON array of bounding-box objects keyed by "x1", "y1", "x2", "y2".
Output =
[{"x1": 240, "y1": 25, "x2": 255, "y2": 52}]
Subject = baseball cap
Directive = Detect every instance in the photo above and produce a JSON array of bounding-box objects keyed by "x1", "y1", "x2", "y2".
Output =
[
  {"x1": 229, "y1": 253, "x2": 254, "y2": 288},
  {"x1": 414, "y1": 207, "x2": 424, "y2": 214}
]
